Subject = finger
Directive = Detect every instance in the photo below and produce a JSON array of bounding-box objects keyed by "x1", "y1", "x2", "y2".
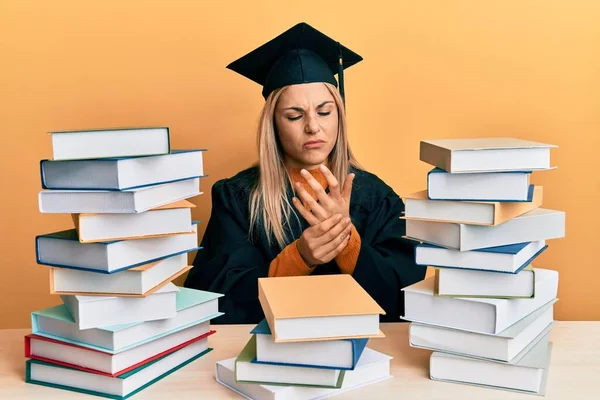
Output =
[
  {"x1": 292, "y1": 197, "x2": 320, "y2": 226},
  {"x1": 341, "y1": 173, "x2": 355, "y2": 202},
  {"x1": 318, "y1": 230, "x2": 352, "y2": 263},
  {"x1": 308, "y1": 213, "x2": 343, "y2": 238},
  {"x1": 319, "y1": 165, "x2": 341, "y2": 200},
  {"x1": 315, "y1": 223, "x2": 352, "y2": 256},
  {"x1": 295, "y1": 182, "x2": 329, "y2": 221},
  {"x1": 314, "y1": 217, "x2": 351, "y2": 246},
  {"x1": 300, "y1": 169, "x2": 335, "y2": 209}
]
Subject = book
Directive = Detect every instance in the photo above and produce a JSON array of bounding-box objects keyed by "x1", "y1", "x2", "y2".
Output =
[
  {"x1": 401, "y1": 268, "x2": 558, "y2": 334},
  {"x1": 36, "y1": 223, "x2": 199, "y2": 273},
  {"x1": 405, "y1": 208, "x2": 565, "y2": 251},
  {"x1": 427, "y1": 168, "x2": 533, "y2": 201},
  {"x1": 419, "y1": 138, "x2": 557, "y2": 173},
  {"x1": 60, "y1": 283, "x2": 179, "y2": 330},
  {"x1": 26, "y1": 336, "x2": 212, "y2": 399},
  {"x1": 38, "y1": 176, "x2": 201, "y2": 214},
  {"x1": 49, "y1": 127, "x2": 170, "y2": 161},
  {"x1": 429, "y1": 333, "x2": 553, "y2": 395},
  {"x1": 235, "y1": 335, "x2": 345, "y2": 388},
  {"x1": 216, "y1": 347, "x2": 392, "y2": 400},
  {"x1": 72, "y1": 200, "x2": 195, "y2": 243},
  {"x1": 251, "y1": 319, "x2": 368, "y2": 370},
  {"x1": 402, "y1": 186, "x2": 542, "y2": 226},
  {"x1": 415, "y1": 240, "x2": 547, "y2": 274},
  {"x1": 409, "y1": 299, "x2": 556, "y2": 362},
  {"x1": 41, "y1": 149, "x2": 206, "y2": 190},
  {"x1": 25, "y1": 326, "x2": 215, "y2": 376},
  {"x1": 31, "y1": 287, "x2": 223, "y2": 353},
  {"x1": 49, "y1": 252, "x2": 192, "y2": 297},
  {"x1": 435, "y1": 265, "x2": 536, "y2": 298},
  {"x1": 258, "y1": 275, "x2": 385, "y2": 343}
]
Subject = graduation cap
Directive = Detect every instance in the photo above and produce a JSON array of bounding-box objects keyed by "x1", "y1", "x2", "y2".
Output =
[{"x1": 226, "y1": 22, "x2": 363, "y2": 104}]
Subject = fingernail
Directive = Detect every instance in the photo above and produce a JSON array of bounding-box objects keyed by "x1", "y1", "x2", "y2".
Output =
[
  {"x1": 345, "y1": 217, "x2": 351, "y2": 223},
  {"x1": 301, "y1": 169, "x2": 308, "y2": 174},
  {"x1": 320, "y1": 165, "x2": 326, "y2": 171},
  {"x1": 336, "y1": 214, "x2": 343, "y2": 221}
]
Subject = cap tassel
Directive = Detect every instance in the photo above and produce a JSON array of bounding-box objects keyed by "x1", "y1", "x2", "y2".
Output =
[{"x1": 337, "y1": 42, "x2": 345, "y2": 107}]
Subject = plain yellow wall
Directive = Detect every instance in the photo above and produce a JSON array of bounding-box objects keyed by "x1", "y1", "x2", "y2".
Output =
[{"x1": 1, "y1": 1, "x2": 598, "y2": 328}]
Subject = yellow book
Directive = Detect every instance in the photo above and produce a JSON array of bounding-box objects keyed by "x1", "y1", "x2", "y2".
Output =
[{"x1": 258, "y1": 275, "x2": 385, "y2": 343}]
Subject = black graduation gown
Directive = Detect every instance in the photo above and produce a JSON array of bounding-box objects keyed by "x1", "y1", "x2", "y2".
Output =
[{"x1": 183, "y1": 166, "x2": 427, "y2": 324}]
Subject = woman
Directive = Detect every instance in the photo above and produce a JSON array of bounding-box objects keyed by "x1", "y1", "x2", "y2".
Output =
[{"x1": 184, "y1": 22, "x2": 426, "y2": 324}]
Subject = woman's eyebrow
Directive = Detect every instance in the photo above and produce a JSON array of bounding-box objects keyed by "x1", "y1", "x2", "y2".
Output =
[{"x1": 283, "y1": 101, "x2": 333, "y2": 112}]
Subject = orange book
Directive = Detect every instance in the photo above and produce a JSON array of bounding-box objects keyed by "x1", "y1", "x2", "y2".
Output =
[
  {"x1": 401, "y1": 186, "x2": 543, "y2": 226},
  {"x1": 72, "y1": 199, "x2": 195, "y2": 243},
  {"x1": 258, "y1": 275, "x2": 385, "y2": 343}
]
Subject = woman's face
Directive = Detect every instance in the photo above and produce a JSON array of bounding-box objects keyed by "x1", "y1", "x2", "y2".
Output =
[{"x1": 274, "y1": 83, "x2": 338, "y2": 170}]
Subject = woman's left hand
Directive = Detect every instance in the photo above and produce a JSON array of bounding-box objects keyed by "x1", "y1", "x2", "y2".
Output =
[{"x1": 292, "y1": 165, "x2": 355, "y2": 226}]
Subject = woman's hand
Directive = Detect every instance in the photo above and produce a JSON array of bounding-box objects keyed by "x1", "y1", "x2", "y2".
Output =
[
  {"x1": 296, "y1": 214, "x2": 353, "y2": 266},
  {"x1": 292, "y1": 165, "x2": 355, "y2": 226}
]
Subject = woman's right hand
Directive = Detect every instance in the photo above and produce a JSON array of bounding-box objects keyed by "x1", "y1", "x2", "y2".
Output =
[{"x1": 296, "y1": 213, "x2": 353, "y2": 266}]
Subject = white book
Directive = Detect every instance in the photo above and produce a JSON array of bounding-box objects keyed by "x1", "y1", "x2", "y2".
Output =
[
  {"x1": 27, "y1": 322, "x2": 212, "y2": 375},
  {"x1": 427, "y1": 168, "x2": 533, "y2": 201},
  {"x1": 31, "y1": 287, "x2": 222, "y2": 353},
  {"x1": 49, "y1": 127, "x2": 170, "y2": 161},
  {"x1": 38, "y1": 177, "x2": 201, "y2": 214},
  {"x1": 61, "y1": 283, "x2": 179, "y2": 330},
  {"x1": 36, "y1": 224, "x2": 198, "y2": 273},
  {"x1": 26, "y1": 337, "x2": 211, "y2": 398},
  {"x1": 415, "y1": 240, "x2": 547, "y2": 273},
  {"x1": 73, "y1": 200, "x2": 195, "y2": 243},
  {"x1": 436, "y1": 266, "x2": 536, "y2": 298},
  {"x1": 430, "y1": 333, "x2": 553, "y2": 395},
  {"x1": 402, "y1": 186, "x2": 542, "y2": 226},
  {"x1": 41, "y1": 149, "x2": 205, "y2": 190},
  {"x1": 409, "y1": 299, "x2": 556, "y2": 361},
  {"x1": 235, "y1": 336, "x2": 343, "y2": 388},
  {"x1": 50, "y1": 253, "x2": 191, "y2": 296},
  {"x1": 405, "y1": 208, "x2": 565, "y2": 251},
  {"x1": 216, "y1": 348, "x2": 392, "y2": 400},
  {"x1": 401, "y1": 268, "x2": 558, "y2": 334},
  {"x1": 420, "y1": 138, "x2": 557, "y2": 173}
]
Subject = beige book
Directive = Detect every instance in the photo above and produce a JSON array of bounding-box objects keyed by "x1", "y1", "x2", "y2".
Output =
[
  {"x1": 258, "y1": 275, "x2": 385, "y2": 343},
  {"x1": 402, "y1": 186, "x2": 542, "y2": 226},
  {"x1": 420, "y1": 138, "x2": 557, "y2": 173}
]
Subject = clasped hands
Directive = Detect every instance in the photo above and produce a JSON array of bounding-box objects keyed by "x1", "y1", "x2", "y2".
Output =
[{"x1": 292, "y1": 165, "x2": 355, "y2": 266}]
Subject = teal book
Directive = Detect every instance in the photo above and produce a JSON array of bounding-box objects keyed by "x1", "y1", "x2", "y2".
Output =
[
  {"x1": 31, "y1": 287, "x2": 223, "y2": 353},
  {"x1": 26, "y1": 336, "x2": 213, "y2": 399}
]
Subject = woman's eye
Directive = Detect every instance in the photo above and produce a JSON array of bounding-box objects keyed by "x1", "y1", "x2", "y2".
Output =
[
  {"x1": 318, "y1": 111, "x2": 331, "y2": 116},
  {"x1": 287, "y1": 115, "x2": 302, "y2": 121}
]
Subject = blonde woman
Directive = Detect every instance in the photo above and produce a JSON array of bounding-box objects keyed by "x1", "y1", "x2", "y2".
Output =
[{"x1": 184, "y1": 23, "x2": 426, "y2": 324}]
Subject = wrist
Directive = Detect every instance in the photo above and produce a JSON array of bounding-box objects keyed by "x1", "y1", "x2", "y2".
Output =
[{"x1": 296, "y1": 240, "x2": 317, "y2": 268}]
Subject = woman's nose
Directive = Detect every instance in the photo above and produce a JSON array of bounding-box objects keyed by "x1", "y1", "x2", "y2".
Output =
[{"x1": 304, "y1": 114, "x2": 320, "y2": 134}]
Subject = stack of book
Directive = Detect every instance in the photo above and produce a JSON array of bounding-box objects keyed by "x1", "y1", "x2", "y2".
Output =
[
  {"x1": 26, "y1": 127, "x2": 224, "y2": 399},
  {"x1": 215, "y1": 275, "x2": 394, "y2": 400},
  {"x1": 401, "y1": 138, "x2": 566, "y2": 395}
]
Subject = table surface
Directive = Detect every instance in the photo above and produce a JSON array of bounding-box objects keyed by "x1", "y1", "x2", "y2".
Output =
[{"x1": 1, "y1": 322, "x2": 598, "y2": 399}]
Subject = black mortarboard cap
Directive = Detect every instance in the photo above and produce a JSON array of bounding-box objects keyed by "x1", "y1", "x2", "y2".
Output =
[{"x1": 226, "y1": 22, "x2": 363, "y2": 103}]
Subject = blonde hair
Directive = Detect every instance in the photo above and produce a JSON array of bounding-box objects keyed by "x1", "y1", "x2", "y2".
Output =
[{"x1": 249, "y1": 83, "x2": 362, "y2": 249}]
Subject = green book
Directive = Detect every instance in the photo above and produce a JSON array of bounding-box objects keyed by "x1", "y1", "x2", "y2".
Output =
[{"x1": 235, "y1": 335, "x2": 345, "y2": 388}]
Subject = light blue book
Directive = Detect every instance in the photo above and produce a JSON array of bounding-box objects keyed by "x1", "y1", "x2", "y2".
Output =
[
  {"x1": 31, "y1": 287, "x2": 223, "y2": 354},
  {"x1": 250, "y1": 319, "x2": 368, "y2": 370},
  {"x1": 427, "y1": 167, "x2": 534, "y2": 202},
  {"x1": 35, "y1": 222, "x2": 201, "y2": 273}
]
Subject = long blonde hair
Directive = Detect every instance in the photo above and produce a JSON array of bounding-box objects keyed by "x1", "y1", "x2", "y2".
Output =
[{"x1": 249, "y1": 83, "x2": 362, "y2": 249}]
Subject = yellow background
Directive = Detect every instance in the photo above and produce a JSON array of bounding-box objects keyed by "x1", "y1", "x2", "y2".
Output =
[{"x1": 1, "y1": 1, "x2": 598, "y2": 328}]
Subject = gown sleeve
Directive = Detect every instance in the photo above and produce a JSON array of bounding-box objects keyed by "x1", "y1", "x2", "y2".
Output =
[
  {"x1": 351, "y1": 188, "x2": 427, "y2": 322},
  {"x1": 183, "y1": 179, "x2": 270, "y2": 324}
]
